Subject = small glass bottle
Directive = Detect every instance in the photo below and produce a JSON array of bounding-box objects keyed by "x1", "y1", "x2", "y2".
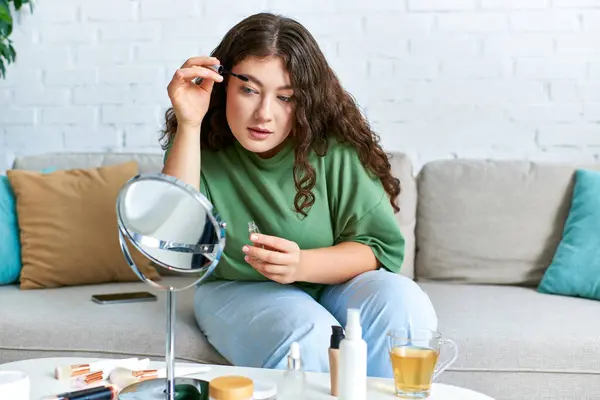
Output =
[
  {"x1": 248, "y1": 221, "x2": 264, "y2": 249},
  {"x1": 277, "y1": 342, "x2": 307, "y2": 400},
  {"x1": 248, "y1": 221, "x2": 260, "y2": 235}
]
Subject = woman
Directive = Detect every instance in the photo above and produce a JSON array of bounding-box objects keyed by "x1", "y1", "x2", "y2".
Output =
[{"x1": 161, "y1": 12, "x2": 437, "y2": 378}]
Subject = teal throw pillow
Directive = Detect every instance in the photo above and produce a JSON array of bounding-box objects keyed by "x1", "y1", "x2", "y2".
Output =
[
  {"x1": 538, "y1": 169, "x2": 600, "y2": 300},
  {"x1": 0, "y1": 168, "x2": 56, "y2": 285}
]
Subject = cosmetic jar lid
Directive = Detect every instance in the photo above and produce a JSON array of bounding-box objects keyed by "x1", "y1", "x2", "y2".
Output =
[
  {"x1": 253, "y1": 381, "x2": 277, "y2": 400},
  {"x1": 209, "y1": 375, "x2": 253, "y2": 400}
]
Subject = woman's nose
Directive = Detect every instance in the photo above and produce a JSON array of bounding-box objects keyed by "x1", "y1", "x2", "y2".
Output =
[{"x1": 255, "y1": 99, "x2": 273, "y2": 122}]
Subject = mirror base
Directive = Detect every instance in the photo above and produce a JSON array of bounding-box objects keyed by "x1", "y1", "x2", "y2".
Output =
[{"x1": 118, "y1": 377, "x2": 210, "y2": 400}]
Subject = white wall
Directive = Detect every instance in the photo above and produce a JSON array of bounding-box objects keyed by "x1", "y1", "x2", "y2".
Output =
[{"x1": 1, "y1": 0, "x2": 599, "y2": 172}]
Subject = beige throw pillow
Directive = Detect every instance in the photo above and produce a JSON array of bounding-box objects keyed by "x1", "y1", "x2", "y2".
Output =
[{"x1": 7, "y1": 161, "x2": 159, "y2": 289}]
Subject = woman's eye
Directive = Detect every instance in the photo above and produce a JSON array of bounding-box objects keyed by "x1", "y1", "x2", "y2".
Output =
[
  {"x1": 278, "y1": 95, "x2": 292, "y2": 102},
  {"x1": 242, "y1": 86, "x2": 257, "y2": 94}
]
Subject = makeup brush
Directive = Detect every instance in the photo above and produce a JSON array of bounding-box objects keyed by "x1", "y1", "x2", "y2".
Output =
[
  {"x1": 41, "y1": 384, "x2": 118, "y2": 400},
  {"x1": 192, "y1": 64, "x2": 248, "y2": 86}
]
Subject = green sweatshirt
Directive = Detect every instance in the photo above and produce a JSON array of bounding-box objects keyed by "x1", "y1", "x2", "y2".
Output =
[{"x1": 165, "y1": 138, "x2": 405, "y2": 300}]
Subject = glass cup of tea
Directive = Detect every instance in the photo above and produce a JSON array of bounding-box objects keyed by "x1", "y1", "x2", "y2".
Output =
[{"x1": 387, "y1": 329, "x2": 458, "y2": 399}]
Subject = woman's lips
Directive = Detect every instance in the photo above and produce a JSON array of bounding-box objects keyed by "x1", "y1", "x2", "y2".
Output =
[{"x1": 248, "y1": 128, "x2": 272, "y2": 140}]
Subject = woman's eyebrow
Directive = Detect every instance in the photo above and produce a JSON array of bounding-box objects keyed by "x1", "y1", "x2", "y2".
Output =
[{"x1": 241, "y1": 73, "x2": 293, "y2": 90}]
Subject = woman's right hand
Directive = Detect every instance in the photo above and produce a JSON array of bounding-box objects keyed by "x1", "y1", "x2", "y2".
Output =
[{"x1": 167, "y1": 56, "x2": 224, "y2": 129}]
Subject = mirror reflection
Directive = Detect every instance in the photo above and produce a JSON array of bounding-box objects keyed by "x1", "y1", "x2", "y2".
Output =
[{"x1": 116, "y1": 174, "x2": 225, "y2": 292}]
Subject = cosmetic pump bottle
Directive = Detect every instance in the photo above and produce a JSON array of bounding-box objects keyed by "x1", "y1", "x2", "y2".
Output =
[
  {"x1": 338, "y1": 308, "x2": 367, "y2": 400},
  {"x1": 329, "y1": 325, "x2": 345, "y2": 396},
  {"x1": 277, "y1": 342, "x2": 307, "y2": 400}
]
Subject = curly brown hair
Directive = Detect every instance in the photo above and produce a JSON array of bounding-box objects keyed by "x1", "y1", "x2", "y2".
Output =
[{"x1": 160, "y1": 12, "x2": 401, "y2": 217}]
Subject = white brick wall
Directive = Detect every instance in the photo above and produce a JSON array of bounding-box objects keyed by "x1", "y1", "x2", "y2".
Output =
[{"x1": 1, "y1": 0, "x2": 600, "y2": 171}]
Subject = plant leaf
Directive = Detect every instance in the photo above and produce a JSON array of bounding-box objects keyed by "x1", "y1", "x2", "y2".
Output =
[
  {"x1": 0, "y1": 32, "x2": 13, "y2": 65},
  {"x1": 0, "y1": 0, "x2": 35, "y2": 80},
  {"x1": 0, "y1": 20, "x2": 10, "y2": 37},
  {"x1": 0, "y1": 18, "x2": 12, "y2": 36},
  {"x1": 0, "y1": 39, "x2": 13, "y2": 62},
  {"x1": 0, "y1": 4, "x2": 12, "y2": 26},
  {"x1": 12, "y1": 0, "x2": 33, "y2": 12},
  {"x1": 0, "y1": 8, "x2": 12, "y2": 25},
  {"x1": 0, "y1": 59, "x2": 6, "y2": 79}
]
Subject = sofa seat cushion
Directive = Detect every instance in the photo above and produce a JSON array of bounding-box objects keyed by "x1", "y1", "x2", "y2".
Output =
[
  {"x1": 420, "y1": 282, "x2": 600, "y2": 374},
  {"x1": 0, "y1": 280, "x2": 229, "y2": 365}
]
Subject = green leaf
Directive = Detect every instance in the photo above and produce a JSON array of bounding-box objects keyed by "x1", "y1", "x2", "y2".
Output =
[
  {"x1": 3, "y1": 42, "x2": 15, "y2": 61},
  {"x1": 0, "y1": 35, "x2": 14, "y2": 63},
  {"x1": 0, "y1": 41, "x2": 8, "y2": 57},
  {"x1": 0, "y1": 20, "x2": 12, "y2": 37},
  {"x1": 11, "y1": 0, "x2": 32, "y2": 12},
  {"x1": 0, "y1": 0, "x2": 35, "y2": 80},
  {"x1": 0, "y1": 5, "x2": 12, "y2": 26}
]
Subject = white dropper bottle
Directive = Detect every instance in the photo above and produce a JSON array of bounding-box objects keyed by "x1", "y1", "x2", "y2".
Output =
[{"x1": 338, "y1": 308, "x2": 367, "y2": 400}]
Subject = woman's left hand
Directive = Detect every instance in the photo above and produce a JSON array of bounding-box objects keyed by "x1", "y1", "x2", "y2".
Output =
[{"x1": 242, "y1": 233, "x2": 303, "y2": 284}]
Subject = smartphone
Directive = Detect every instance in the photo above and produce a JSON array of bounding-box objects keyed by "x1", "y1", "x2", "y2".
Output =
[{"x1": 91, "y1": 291, "x2": 157, "y2": 305}]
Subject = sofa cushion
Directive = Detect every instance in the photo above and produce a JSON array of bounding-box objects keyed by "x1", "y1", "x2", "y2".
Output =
[
  {"x1": 0, "y1": 176, "x2": 24, "y2": 285},
  {"x1": 7, "y1": 162, "x2": 159, "y2": 289},
  {"x1": 538, "y1": 169, "x2": 600, "y2": 300},
  {"x1": 0, "y1": 168, "x2": 56, "y2": 285},
  {"x1": 0, "y1": 280, "x2": 229, "y2": 365},
  {"x1": 420, "y1": 282, "x2": 600, "y2": 374},
  {"x1": 416, "y1": 159, "x2": 600, "y2": 285}
]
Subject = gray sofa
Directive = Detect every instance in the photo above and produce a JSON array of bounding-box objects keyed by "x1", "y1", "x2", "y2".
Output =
[{"x1": 1, "y1": 151, "x2": 599, "y2": 400}]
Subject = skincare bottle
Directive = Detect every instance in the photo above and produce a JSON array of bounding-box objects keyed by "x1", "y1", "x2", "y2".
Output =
[
  {"x1": 277, "y1": 342, "x2": 307, "y2": 400},
  {"x1": 329, "y1": 325, "x2": 345, "y2": 396},
  {"x1": 248, "y1": 221, "x2": 260, "y2": 235},
  {"x1": 248, "y1": 220, "x2": 264, "y2": 249},
  {"x1": 338, "y1": 308, "x2": 367, "y2": 400}
]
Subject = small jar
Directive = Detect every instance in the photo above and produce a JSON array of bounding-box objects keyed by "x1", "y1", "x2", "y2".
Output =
[{"x1": 209, "y1": 375, "x2": 253, "y2": 400}]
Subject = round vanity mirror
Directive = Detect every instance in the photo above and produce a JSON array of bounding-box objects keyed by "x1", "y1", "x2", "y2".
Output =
[
  {"x1": 116, "y1": 173, "x2": 226, "y2": 291},
  {"x1": 115, "y1": 173, "x2": 226, "y2": 400}
]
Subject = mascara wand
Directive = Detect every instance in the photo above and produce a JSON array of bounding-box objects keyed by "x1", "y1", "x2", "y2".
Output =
[{"x1": 192, "y1": 64, "x2": 248, "y2": 85}]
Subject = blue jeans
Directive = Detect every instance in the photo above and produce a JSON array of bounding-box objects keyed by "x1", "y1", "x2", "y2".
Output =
[{"x1": 193, "y1": 269, "x2": 438, "y2": 378}]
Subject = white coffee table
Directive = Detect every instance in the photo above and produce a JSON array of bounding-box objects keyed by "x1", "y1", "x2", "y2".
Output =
[{"x1": 0, "y1": 357, "x2": 494, "y2": 399}]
